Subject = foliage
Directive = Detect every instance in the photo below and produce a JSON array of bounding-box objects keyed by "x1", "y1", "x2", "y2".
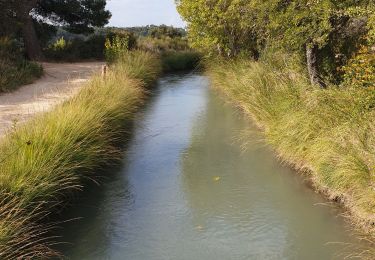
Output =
[
  {"x1": 35, "y1": 0, "x2": 111, "y2": 34},
  {"x1": 0, "y1": 0, "x2": 22, "y2": 37},
  {"x1": 0, "y1": 51, "x2": 161, "y2": 258},
  {"x1": 34, "y1": 20, "x2": 58, "y2": 47},
  {"x1": 340, "y1": 7, "x2": 375, "y2": 87},
  {"x1": 263, "y1": 0, "x2": 371, "y2": 82},
  {"x1": 341, "y1": 46, "x2": 375, "y2": 87},
  {"x1": 0, "y1": 0, "x2": 111, "y2": 59},
  {"x1": 137, "y1": 36, "x2": 189, "y2": 53},
  {"x1": 107, "y1": 25, "x2": 190, "y2": 54},
  {"x1": 42, "y1": 25, "x2": 193, "y2": 62},
  {"x1": 105, "y1": 33, "x2": 136, "y2": 63},
  {"x1": 44, "y1": 34, "x2": 107, "y2": 61},
  {"x1": 177, "y1": 0, "x2": 259, "y2": 57},
  {"x1": 112, "y1": 25, "x2": 187, "y2": 38},
  {"x1": 43, "y1": 29, "x2": 137, "y2": 62},
  {"x1": 177, "y1": 0, "x2": 374, "y2": 84},
  {"x1": 149, "y1": 24, "x2": 186, "y2": 38},
  {"x1": 51, "y1": 37, "x2": 69, "y2": 51},
  {"x1": 0, "y1": 37, "x2": 42, "y2": 92},
  {"x1": 162, "y1": 51, "x2": 202, "y2": 72},
  {"x1": 368, "y1": 13, "x2": 375, "y2": 44}
]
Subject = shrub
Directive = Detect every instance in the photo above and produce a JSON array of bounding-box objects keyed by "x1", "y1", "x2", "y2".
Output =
[
  {"x1": 79, "y1": 34, "x2": 107, "y2": 59},
  {"x1": 0, "y1": 37, "x2": 43, "y2": 92},
  {"x1": 162, "y1": 51, "x2": 202, "y2": 72},
  {"x1": 44, "y1": 34, "x2": 107, "y2": 61},
  {"x1": 138, "y1": 36, "x2": 190, "y2": 53},
  {"x1": 105, "y1": 35, "x2": 130, "y2": 63},
  {"x1": 341, "y1": 46, "x2": 375, "y2": 88}
]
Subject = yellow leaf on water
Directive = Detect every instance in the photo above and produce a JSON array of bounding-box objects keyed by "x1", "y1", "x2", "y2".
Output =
[
  {"x1": 213, "y1": 176, "x2": 221, "y2": 181},
  {"x1": 195, "y1": 225, "x2": 204, "y2": 231}
]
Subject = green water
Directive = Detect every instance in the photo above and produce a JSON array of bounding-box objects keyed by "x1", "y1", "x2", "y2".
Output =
[{"x1": 60, "y1": 74, "x2": 360, "y2": 259}]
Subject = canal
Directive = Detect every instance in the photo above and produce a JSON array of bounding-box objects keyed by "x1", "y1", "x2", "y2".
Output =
[{"x1": 60, "y1": 73, "x2": 358, "y2": 259}]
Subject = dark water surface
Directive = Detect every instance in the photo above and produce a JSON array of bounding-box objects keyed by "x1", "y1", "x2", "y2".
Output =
[{"x1": 61, "y1": 74, "x2": 359, "y2": 259}]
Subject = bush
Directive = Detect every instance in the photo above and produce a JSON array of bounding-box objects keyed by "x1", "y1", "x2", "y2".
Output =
[
  {"x1": 44, "y1": 34, "x2": 107, "y2": 61},
  {"x1": 138, "y1": 36, "x2": 190, "y2": 53},
  {"x1": 0, "y1": 37, "x2": 43, "y2": 92},
  {"x1": 44, "y1": 31, "x2": 138, "y2": 62},
  {"x1": 105, "y1": 35, "x2": 131, "y2": 63},
  {"x1": 79, "y1": 34, "x2": 107, "y2": 59},
  {"x1": 341, "y1": 46, "x2": 375, "y2": 88},
  {"x1": 162, "y1": 51, "x2": 202, "y2": 72}
]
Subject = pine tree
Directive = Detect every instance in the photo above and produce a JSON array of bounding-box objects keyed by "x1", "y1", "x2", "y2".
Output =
[{"x1": 1, "y1": 0, "x2": 111, "y2": 60}]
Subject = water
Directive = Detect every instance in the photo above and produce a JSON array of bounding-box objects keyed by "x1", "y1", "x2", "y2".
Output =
[{"x1": 60, "y1": 74, "x2": 359, "y2": 259}]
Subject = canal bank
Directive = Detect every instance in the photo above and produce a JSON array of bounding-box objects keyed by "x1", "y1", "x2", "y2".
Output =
[
  {"x1": 0, "y1": 51, "x2": 161, "y2": 259},
  {"x1": 59, "y1": 73, "x2": 364, "y2": 259},
  {"x1": 207, "y1": 58, "x2": 375, "y2": 244}
]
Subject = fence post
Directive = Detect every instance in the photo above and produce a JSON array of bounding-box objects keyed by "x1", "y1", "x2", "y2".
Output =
[{"x1": 102, "y1": 65, "x2": 108, "y2": 78}]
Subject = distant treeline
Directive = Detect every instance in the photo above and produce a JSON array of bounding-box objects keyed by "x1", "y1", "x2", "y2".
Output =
[
  {"x1": 43, "y1": 25, "x2": 190, "y2": 61},
  {"x1": 110, "y1": 25, "x2": 187, "y2": 38}
]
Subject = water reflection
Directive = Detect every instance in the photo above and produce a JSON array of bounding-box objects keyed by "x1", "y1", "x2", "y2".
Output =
[
  {"x1": 58, "y1": 162, "x2": 134, "y2": 257},
  {"x1": 181, "y1": 84, "x2": 356, "y2": 259}
]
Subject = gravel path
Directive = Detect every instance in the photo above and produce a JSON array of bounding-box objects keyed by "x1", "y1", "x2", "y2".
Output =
[{"x1": 0, "y1": 62, "x2": 103, "y2": 136}]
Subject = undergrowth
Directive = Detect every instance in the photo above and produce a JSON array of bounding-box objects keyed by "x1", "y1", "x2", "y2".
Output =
[
  {"x1": 162, "y1": 51, "x2": 202, "y2": 72},
  {"x1": 0, "y1": 37, "x2": 43, "y2": 92}
]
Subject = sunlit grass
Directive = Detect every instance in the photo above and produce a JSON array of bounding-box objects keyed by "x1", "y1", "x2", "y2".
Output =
[{"x1": 0, "y1": 50, "x2": 161, "y2": 258}]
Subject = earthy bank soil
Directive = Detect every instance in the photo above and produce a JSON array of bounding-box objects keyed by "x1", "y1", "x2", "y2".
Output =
[{"x1": 0, "y1": 62, "x2": 103, "y2": 136}]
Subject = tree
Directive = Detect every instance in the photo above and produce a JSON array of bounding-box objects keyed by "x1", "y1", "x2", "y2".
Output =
[
  {"x1": 0, "y1": 1, "x2": 22, "y2": 37},
  {"x1": 177, "y1": 0, "x2": 259, "y2": 57},
  {"x1": 178, "y1": 0, "x2": 373, "y2": 87},
  {"x1": 253, "y1": 0, "x2": 372, "y2": 87},
  {"x1": 2, "y1": 0, "x2": 111, "y2": 60}
]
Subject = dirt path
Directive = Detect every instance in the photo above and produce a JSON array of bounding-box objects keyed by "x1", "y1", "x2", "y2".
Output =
[{"x1": 0, "y1": 62, "x2": 103, "y2": 136}]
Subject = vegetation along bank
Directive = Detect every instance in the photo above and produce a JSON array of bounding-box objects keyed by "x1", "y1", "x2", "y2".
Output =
[
  {"x1": 0, "y1": 51, "x2": 162, "y2": 258},
  {"x1": 177, "y1": 0, "x2": 375, "y2": 237},
  {"x1": 0, "y1": 0, "x2": 202, "y2": 257}
]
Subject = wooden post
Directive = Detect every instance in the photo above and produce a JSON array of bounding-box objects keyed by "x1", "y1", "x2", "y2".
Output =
[{"x1": 102, "y1": 65, "x2": 108, "y2": 78}]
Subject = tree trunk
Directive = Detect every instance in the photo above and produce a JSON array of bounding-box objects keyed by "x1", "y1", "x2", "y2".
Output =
[
  {"x1": 22, "y1": 15, "x2": 43, "y2": 60},
  {"x1": 306, "y1": 44, "x2": 325, "y2": 88}
]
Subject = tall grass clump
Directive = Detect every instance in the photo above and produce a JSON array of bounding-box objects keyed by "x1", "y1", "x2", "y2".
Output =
[
  {"x1": 207, "y1": 52, "x2": 375, "y2": 236},
  {"x1": 0, "y1": 51, "x2": 161, "y2": 258}
]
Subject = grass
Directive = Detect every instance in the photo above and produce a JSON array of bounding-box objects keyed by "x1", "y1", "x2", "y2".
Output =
[
  {"x1": 207, "y1": 52, "x2": 375, "y2": 238},
  {"x1": 0, "y1": 50, "x2": 161, "y2": 258},
  {"x1": 0, "y1": 60, "x2": 43, "y2": 92}
]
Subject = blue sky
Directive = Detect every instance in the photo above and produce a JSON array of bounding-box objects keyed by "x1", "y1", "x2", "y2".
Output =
[{"x1": 106, "y1": 0, "x2": 186, "y2": 28}]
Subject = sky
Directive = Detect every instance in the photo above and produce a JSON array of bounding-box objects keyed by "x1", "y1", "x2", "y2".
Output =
[{"x1": 106, "y1": 0, "x2": 186, "y2": 28}]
